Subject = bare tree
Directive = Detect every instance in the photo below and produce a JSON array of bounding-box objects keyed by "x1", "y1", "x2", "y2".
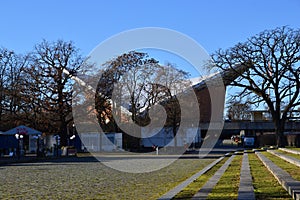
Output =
[
  {"x1": 95, "y1": 52, "x2": 191, "y2": 149},
  {"x1": 29, "y1": 40, "x2": 85, "y2": 145},
  {"x1": 0, "y1": 48, "x2": 14, "y2": 123},
  {"x1": 0, "y1": 48, "x2": 29, "y2": 129},
  {"x1": 96, "y1": 51, "x2": 159, "y2": 128},
  {"x1": 226, "y1": 100, "x2": 251, "y2": 121},
  {"x1": 155, "y1": 63, "x2": 191, "y2": 146},
  {"x1": 212, "y1": 26, "x2": 300, "y2": 147}
]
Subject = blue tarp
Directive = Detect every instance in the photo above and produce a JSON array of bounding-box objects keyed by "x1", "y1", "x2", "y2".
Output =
[
  {"x1": 0, "y1": 135, "x2": 18, "y2": 149},
  {"x1": 0, "y1": 125, "x2": 41, "y2": 150}
]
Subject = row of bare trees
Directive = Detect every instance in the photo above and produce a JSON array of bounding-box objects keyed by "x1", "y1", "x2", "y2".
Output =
[
  {"x1": 0, "y1": 40, "x2": 85, "y2": 145},
  {"x1": 1, "y1": 26, "x2": 299, "y2": 148},
  {"x1": 0, "y1": 43, "x2": 190, "y2": 147},
  {"x1": 82, "y1": 26, "x2": 300, "y2": 148}
]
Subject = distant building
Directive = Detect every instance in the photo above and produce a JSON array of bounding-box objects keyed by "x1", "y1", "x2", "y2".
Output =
[
  {"x1": 223, "y1": 110, "x2": 300, "y2": 147},
  {"x1": 79, "y1": 132, "x2": 122, "y2": 152}
]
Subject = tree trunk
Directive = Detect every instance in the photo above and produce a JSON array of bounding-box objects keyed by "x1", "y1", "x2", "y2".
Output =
[
  {"x1": 275, "y1": 120, "x2": 286, "y2": 147},
  {"x1": 59, "y1": 119, "x2": 68, "y2": 146},
  {"x1": 296, "y1": 135, "x2": 300, "y2": 147},
  {"x1": 173, "y1": 124, "x2": 177, "y2": 149},
  {"x1": 276, "y1": 130, "x2": 285, "y2": 147}
]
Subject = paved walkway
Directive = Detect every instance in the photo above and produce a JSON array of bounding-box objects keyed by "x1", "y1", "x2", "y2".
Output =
[
  {"x1": 237, "y1": 153, "x2": 255, "y2": 200},
  {"x1": 191, "y1": 155, "x2": 236, "y2": 200},
  {"x1": 256, "y1": 151, "x2": 300, "y2": 200},
  {"x1": 0, "y1": 155, "x2": 38, "y2": 165},
  {"x1": 267, "y1": 150, "x2": 300, "y2": 167}
]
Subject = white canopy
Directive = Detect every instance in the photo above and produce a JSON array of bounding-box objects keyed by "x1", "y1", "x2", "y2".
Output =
[{"x1": 4, "y1": 125, "x2": 42, "y2": 135}]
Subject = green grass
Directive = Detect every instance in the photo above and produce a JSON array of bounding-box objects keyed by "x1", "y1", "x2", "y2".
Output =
[
  {"x1": 0, "y1": 157, "x2": 215, "y2": 200},
  {"x1": 4, "y1": 152, "x2": 297, "y2": 200},
  {"x1": 285, "y1": 147, "x2": 300, "y2": 151},
  {"x1": 277, "y1": 149, "x2": 300, "y2": 160},
  {"x1": 207, "y1": 154, "x2": 242, "y2": 200},
  {"x1": 172, "y1": 157, "x2": 229, "y2": 199},
  {"x1": 249, "y1": 153, "x2": 292, "y2": 200},
  {"x1": 263, "y1": 151, "x2": 300, "y2": 181}
]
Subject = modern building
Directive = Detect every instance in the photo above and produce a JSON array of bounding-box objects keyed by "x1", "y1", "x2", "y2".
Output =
[{"x1": 75, "y1": 63, "x2": 300, "y2": 151}]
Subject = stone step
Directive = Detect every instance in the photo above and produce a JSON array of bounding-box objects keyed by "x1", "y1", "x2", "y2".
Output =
[
  {"x1": 279, "y1": 148, "x2": 300, "y2": 156},
  {"x1": 191, "y1": 155, "x2": 236, "y2": 200},
  {"x1": 256, "y1": 151, "x2": 300, "y2": 200},
  {"x1": 268, "y1": 150, "x2": 300, "y2": 168},
  {"x1": 238, "y1": 153, "x2": 255, "y2": 200},
  {"x1": 157, "y1": 156, "x2": 224, "y2": 200}
]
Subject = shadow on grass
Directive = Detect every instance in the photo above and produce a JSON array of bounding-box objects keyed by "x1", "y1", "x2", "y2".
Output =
[{"x1": 0, "y1": 155, "x2": 99, "y2": 167}]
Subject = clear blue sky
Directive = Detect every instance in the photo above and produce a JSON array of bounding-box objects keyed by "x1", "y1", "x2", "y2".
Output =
[
  {"x1": 1, "y1": 0, "x2": 299, "y2": 56},
  {"x1": 1, "y1": 0, "x2": 299, "y2": 112}
]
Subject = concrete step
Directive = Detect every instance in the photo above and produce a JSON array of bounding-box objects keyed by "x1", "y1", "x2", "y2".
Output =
[
  {"x1": 191, "y1": 155, "x2": 236, "y2": 200},
  {"x1": 256, "y1": 151, "x2": 300, "y2": 200},
  {"x1": 238, "y1": 153, "x2": 255, "y2": 200},
  {"x1": 157, "y1": 156, "x2": 224, "y2": 200},
  {"x1": 268, "y1": 150, "x2": 300, "y2": 168},
  {"x1": 279, "y1": 148, "x2": 300, "y2": 156}
]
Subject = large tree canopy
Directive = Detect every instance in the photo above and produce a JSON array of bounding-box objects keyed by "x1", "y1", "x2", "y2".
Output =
[
  {"x1": 0, "y1": 48, "x2": 29, "y2": 129},
  {"x1": 212, "y1": 26, "x2": 300, "y2": 146},
  {"x1": 28, "y1": 40, "x2": 85, "y2": 145},
  {"x1": 95, "y1": 51, "x2": 191, "y2": 149}
]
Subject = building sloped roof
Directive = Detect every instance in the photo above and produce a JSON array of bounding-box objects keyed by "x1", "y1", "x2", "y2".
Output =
[
  {"x1": 192, "y1": 64, "x2": 248, "y2": 91},
  {"x1": 4, "y1": 125, "x2": 42, "y2": 135}
]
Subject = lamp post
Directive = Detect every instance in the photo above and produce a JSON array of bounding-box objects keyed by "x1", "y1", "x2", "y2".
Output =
[
  {"x1": 53, "y1": 135, "x2": 60, "y2": 157},
  {"x1": 33, "y1": 135, "x2": 41, "y2": 157},
  {"x1": 15, "y1": 134, "x2": 24, "y2": 159},
  {"x1": 71, "y1": 123, "x2": 75, "y2": 146}
]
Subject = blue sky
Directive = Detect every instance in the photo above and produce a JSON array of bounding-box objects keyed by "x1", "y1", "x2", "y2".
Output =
[
  {"x1": 1, "y1": 0, "x2": 299, "y2": 113},
  {"x1": 1, "y1": 0, "x2": 299, "y2": 54},
  {"x1": 0, "y1": 0, "x2": 300, "y2": 78}
]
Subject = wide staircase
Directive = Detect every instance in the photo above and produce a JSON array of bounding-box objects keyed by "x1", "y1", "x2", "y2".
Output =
[{"x1": 158, "y1": 148, "x2": 300, "y2": 200}]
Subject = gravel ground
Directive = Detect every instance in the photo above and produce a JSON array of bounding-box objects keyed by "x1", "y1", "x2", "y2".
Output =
[{"x1": 0, "y1": 157, "x2": 214, "y2": 200}]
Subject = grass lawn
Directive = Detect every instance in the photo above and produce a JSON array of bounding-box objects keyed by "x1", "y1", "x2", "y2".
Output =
[
  {"x1": 249, "y1": 153, "x2": 292, "y2": 200},
  {"x1": 263, "y1": 151, "x2": 300, "y2": 181},
  {"x1": 207, "y1": 154, "x2": 242, "y2": 200},
  {"x1": 0, "y1": 157, "x2": 214, "y2": 200},
  {"x1": 277, "y1": 149, "x2": 300, "y2": 160},
  {"x1": 172, "y1": 157, "x2": 229, "y2": 199},
  {"x1": 285, "y1": 147, "x2": 300, "y2": 151}
]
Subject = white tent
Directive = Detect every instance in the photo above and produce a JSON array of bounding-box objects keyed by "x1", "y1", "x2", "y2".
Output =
[{"x1": 4, "y1": 125, "x2": 42, "y2": 135}]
